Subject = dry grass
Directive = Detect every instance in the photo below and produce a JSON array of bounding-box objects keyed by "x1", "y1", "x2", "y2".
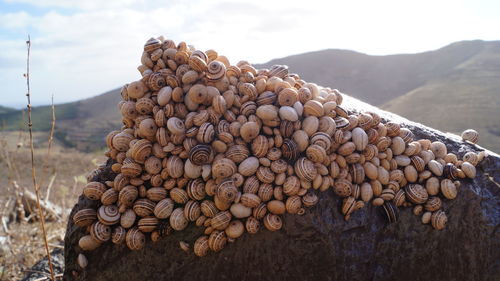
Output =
[{"x1": 0, "y1": 130, "x2": 106, "y2": 280}]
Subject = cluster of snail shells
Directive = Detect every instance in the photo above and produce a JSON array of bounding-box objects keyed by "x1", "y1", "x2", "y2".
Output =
[{"x1": 74, "y1": 36, "x2": 485, "y2": 259}]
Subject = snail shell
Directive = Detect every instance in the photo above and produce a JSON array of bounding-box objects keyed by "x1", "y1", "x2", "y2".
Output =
[
  {"x1": 240, "y1": 122, "x2": 260, "y2": 142},
  {"x1": 154, "y1": 198, "x2": 175, "y2": 219},
  {"x1": 303, "y1": 100, "x2": 324, "y2": 117},
  {"x1": 352, "y1": 127, "x2": 368, "y2": 151},
  {"x1": 83, "y1": 182, "x2": 107, "y2": 201},
  {"x1": 187, "y1": 178, "x2": 207, "y2": 201},
  {"x1": 425, "y1": 196, "x2": 442, "y2": 212},
  {"x1": 430, "y1": 141, "x2": 447, "y2": 159},
  {"x1": 443, "y1": 163, "x2": 459, "y2": 180},
  {"x1": 431, "y1": 210, "x2": 447, "y2": 230},
  {"x1": 73, "y1": 209, "x2": 97, "y2": 227},
  {"x1": 302, "y1": 192, "x2": 319, "y2": 207},
  {"x1": 238, "y1": 157, "x2": 260, "y2": 177},
  {"x1": 97, "y1": 205, "x2": 121, "y2": 226},
  {"x1": 166, "y1": 156, "x2": 184, "y2": 178},
  {"x1": 282, "y1": 139, "x2": 300, "y2": 161},
  {"x1": 285, "y1": 195, "x2": 302, "y2": 214},
  {"x1": 294, "y1": 157, "x2": 317, "y2": 182},
  {"x1": 381, "y1": 202, "x2": 399, "y2": 223},
  {"x1": 245, "y1": 216, "x2": 260, "y2": 234},
  {"x1": 120, "y1": 209, "x2": 136, "y2": 228},
  {"x1": 463, "y1": 152, "x2": 479, "y2": 166},
  {"x1": 283, "y1": 176, "x2": 300, "y2": 196},
  {"x1": 211, "y1": 210, "x2": 232, "y2": 230},
  {"x1": 461, "y1": 129, "x2": 479, "y2": 144},
  {"x1": 461, "y1": 162, "x2": 476, "y2": 178},
  {"x1": 334, "y1": 178, "x2": 352, "y2": 198},
  {"x1": 121, "y1": 161, "x2": 142, "y2": 178},
  {"x1": 212, "y1": 158, "x2": 237, "y2": 179},
  {"x1": 78, "y1": 235, "x2": 101, "y2": 251},
  {"x1": 201, "y1": 200, "x2": 219, "y2": 217},
  {"x1": 225, "y1": 220, "x2": 245, "y2": 239},
  {"x1": 138, "y1": 217, "x2": 159, "y2": 232},
  {"x1": 170, "y1": 188, "x2": 189, "y2": 204},
  {"x1": 306, "y1": 144, "x2": 326, "y2": 163},
  {"x1": 405, "y1": 184, "x2": 428, "y2": 204},
  {"x1": 146, "y1": 187, "x2": 167, "y2": 202},
  {"x1": 90, "y1": 221, "x2": 111, "y2": 243},
  {"x1": 256, "y1": 166, "x2": 275, "y2": 184},
  {"x1": 216, "y1": 179, "x2": 238, "y2": 203},
  {"x1": 230, "y1": 203, "x2": 252, "y2": 218},
  {"x1": 119, "y1": 185, "x2": 138, "y2": 207},
  {"x1": 440, "y1": 179, "x2": 457, "y2": 199},
  {"x1": 170, "y1": 207, "x2": 188, "y2": 231},
  {"x1": 126, "y1": 227, "x2": 146, "y2": 251},
  {"x1": 240, "y1": 193, "x2": 262, "y2": 208},
  {"x1": 184, "y1": 200, "x2": 201, "y2": 221},
  {"x1": 208, "y1": 230, "x2": 227, "y2": 252},
  {"x1": 189, "y1": 144, "x2": 213, "y2": 166},
  {"x1": 194, "y1": 236, "x2": 210, "y2": 257},
  {"x1": 263, "y1": 213, "x2": 283, "y2": 231},
  {"x1": 112, "y1": 132, "x2": 134, "y2": 152},
  {"x1": 101, "y1": 188, "x2": 118, "y2": 205},
  {"x1": 133, "y1": 198, "x2": 156, "y2": 217},
  {"x1": 267, "y1": 200, "x2": 286, "y2": 215}
]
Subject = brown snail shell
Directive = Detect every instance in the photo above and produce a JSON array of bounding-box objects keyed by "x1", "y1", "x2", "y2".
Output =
[
  {"x1": 425, "y1": 196, "x2": 442, "y2": 212},
  {"x1": 263, "y1": 213, "x2": 283, "y2": 231},
  {"x1": 201, "y1": 200, "x2": 219, "y2": 218},
  {"x1": 146, "y1": 187, "x2": 167, "y2": 202},
  {"x1": 302, "y1": 192, "x2": 319, "y2": 207},
  {"x1": 189, "y1": 143, "x2": 212, "y2": 164},
  {"x1": 138, "y1": 217, "x2": 159, "y2": 232},
  {"x1": 240, "y1": 193, "x2": 262, "y2": 208},
  {"x1": 126, "y1": 227, "x2": 146, "y2": 251},
  {"x1": 212, "y1": 158, "x2": 237, "y2": 179},
  {"x1": 119, "y1": 185, "x2": 138, "y2": 207},
  {"x1": 440, "y1": 179, "x2": 457, "y2": 199},
  {"x1": 83, "y1": 182, "x2": 107, "y2": 201},
  {"x1": 208, "y1": 230, "x2": 227, "y2": 252},
  {"x1": 154, "y1": 198, "x2": 175, "y2": 219},
  {"x1": 133, "y1": 198, "x2": 155, "y2": 217},
  {"x1": 405, "y1": 184, "x2": 428, "y2": 204},
  {"x1": 443, "y1": 163, "x2": 459, "y2": 180},
  {"x1": 431, "y1": 210, "x2": 447, "y2": 230},
  {"x1": 211, "y1": 210, "x2": 232, "y2": 230},
  {"x1": 230, "y1": 203, "x2": 252, "y2": 218},
  {"x1": 170, "y1": 188, "x2": 189, "y2": 204},
  {"x1": 461, "y1": 129, "x2": 479, "y2": 144},
  {"x1": 111, "y1": 226, "x2": 126, "y2": 244},
  {"x1": 73, "y1": 208, "x2": 97, "y2": 227},
  {"x1": 380, "y1": 202, "x2": 399, "y2": 223},
  {"x1": 170, "y1": 207, "x2": 188, "y2": 231},
  {"x1": 294, "y1": 157, "x2": 317, "y2": 182},
  {"x1": 461, "y1": 162, "x2": 476, "y2": 178},
  {"x1": 240, "y1": 121, "x2": 260, "y2": 142},
  {"x1": 120, "y1": 209, "x2": 137, "y2": 229},
  {"x1": 282, "y1": 139, "x2": 300, "y2": 161},
  {"x1": 267, "y1": 200, "x2": 286, "y2": 215},
  {"x1": 245, "y1": 216, "x2": 260, "y2": 234},
  {"x1": 194, "y1": 236, "x2": 210, "y2": 257},
  {"x1": 78, "y1": 235, "x2": 101, "y2": 251},
  {"x1": 225, "y1": 220, "x2": 245, "y2": 239},
  {"x1": 90, "y1": 221, "x2": 112, "y2": 243},
  {"x1": 97, "y1": 205, "x2": 121, "y2": 226},
  {"x1": 334, "y1": 178, "x2": 352, "y2": 198},
  {"x1": 285, "y1": 195, "x2": 302, "y2": 214},
  {"x1": 184, "y1": 200, "x2": 201, "y2": 221},
  {"x1": 216, "y1": 179, "x2": 238, "y2": 203},
  {"x1": 187, "y1": 178, "x2": 207, "y2": 201}
]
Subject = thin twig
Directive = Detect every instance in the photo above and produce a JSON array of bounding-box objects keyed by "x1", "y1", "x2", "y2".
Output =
[
  {"x1": 44, "y1": 173, "x2": 56, "y2": 202},
  {"x1": 25, "y1": 35, "x2": 56, "y2": 281},
  {"x1": 40, "y1": 94, "x2": 56, "y2": 200}
]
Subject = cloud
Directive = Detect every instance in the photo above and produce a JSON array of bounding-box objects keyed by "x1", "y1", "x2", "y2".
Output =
[{"x1": 0, "y1": 0, "x2": 499, "y2": 108}]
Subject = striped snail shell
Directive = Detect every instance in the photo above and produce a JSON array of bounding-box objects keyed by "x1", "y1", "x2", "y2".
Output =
[
  {"x1": 154, "y1": 198, "x2": 175, "y2": 219},
  {"x1": 461, "y1": 129, "x2": 479, "y2": 144},
  {"x1": 189, "y1": 144, "x2": 213, "y2": 165},
  {"x1": 83, "y1": 182, "x2": 107, "y2": 201},
  {"x1": 380, "y1": 202, "x2": 399, "y2": 223},
  {"x1": 73, "y1": 208, "x2": 97, "y2": 227},
  {"x1": 256, "y1": 166, "x2": 275, "y2": 184},
  {"x1": 90, "y1": 221, "x2": 112, "y2": 243},
  {"x1": 285, "y1": 196, "x2": 302, "y2": 214},
  {"x1": 239, "y1": 122, "x2": 260, "y2": 143},
  {"x1": 184, "y1": 200, "x2": 201, "y2": 221},
  {"x1": 206, "y1": 60, "x2": 226, "y2": 81},
  {"x1": 166, "y1": 156, "x2": 184, "y2": 178},
  {"x1": 212, "y1": 158, "x2": 237, "y2": 179},
  {"x1": 393, "y1": 189, "x2": 406, "y2": 207},
  {"x1": 431, "y1": 210, "x2": 447, "y2": 230},
  {"x1": 187, "y1": 178, "x2": 207, "y2": 201},
  {"x1": 101, "y1": 188, "x2": 118, "y2": 205},
  {"x1": 405, "y1": 184, "x2": 428, "y2": 204},
  {"x1": 440, "y1": 179, "x2": 457, "y2": 200},
  {"x1": 126, "y1": 227, "x2": 146, "y2": 251},
  {"x1": 170, "y1": 188, "x2": 189, "y2": 204},
  {"x1": 245, "y1": 216, "x2": 260, "y2": 234},
  {"x1": 97, "y1": 205, "x2": 121, "y2": 226},
  {"x1": 197, "y1": 122, "x2": 215, "y2": 144},
  {"x1": 111, "y1": 226, "x2": 126, "y2": 244},
  {"x1": 252, "y1": 203, "x2": 267, "y2": 220},
  {"x1": 211, "y1": 210, "x2": 232, "y2": 230},
  {"x1": 294, "y1": 157, "x2": 317, "y2": 182},
  {"x1": 302, "y1": 192, "x2": 319, "y2": 207},
  {"x1": 240, "y1": 193, "x2": 262, "y2": 208},
  {"x1": 201, "y1": 200, "x2": 219, "y2": 218},
  {"x1": 443, "y1": 163, "x2": 459, "y2": 180},
  {"x1": 334, "y1": 178, "x2": 353, "y2": 198},
  {"x1": 146, "y1": 187, "x2": 167, "y2": 202},
  {"x1": 194, "y1": 235, "x2": 210, "y2": 257},
  {"x1": 310, "y1": 132, "x2": 332, "y2": 151},
  {"x1": 138, "y1": 217, "x2": 159, "y2": 232},
  {"x1": 170, "y1": 207, "x2": 188, "y2": 231},
  {"x1": 268, "y1": 64, "x2": 289, "y2": 78},
  {"x1": 121, "y1": 161, "x2": 142, "y2": 178},
  {"x1": 424, "y1": 196, "x2": 442, "y2": 212},
  {"x1": 112, "y1": 131, "x2": 134, "y2": 152},
  {"x1": 133, "y1": 198, "x2": 156, "y2": 217},
  {"x1": 208, "y1": 230, "x2": 227, "y2": 252},
  {"x1": 216, "y1": 179, "x2": 238, "y2": 203},
  {"x1": 263, "y1": 213, "x2": 283, "y2": 231},
  {"x1": 225, "y1": 144, "x2": 250, "y2": 164},
  {"x1": 119, "y1": 185, "x2": 138, "y2": 206},
  {"x1": 144, "y1": 37, "x2": 161, "y2": 52}
]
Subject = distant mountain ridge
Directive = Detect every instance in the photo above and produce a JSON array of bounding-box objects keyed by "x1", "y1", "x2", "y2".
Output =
[{"x1": 1, "y1": 40, "x2": 498, "y2": 152}]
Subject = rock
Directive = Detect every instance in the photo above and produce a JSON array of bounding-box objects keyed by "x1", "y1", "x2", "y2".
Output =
[
  {"x1": 63, "y1": 95, "x2": 500, "y2": 281},
  {"x1": 22, "y1": 247, "x2": 64, "y2": 281}
]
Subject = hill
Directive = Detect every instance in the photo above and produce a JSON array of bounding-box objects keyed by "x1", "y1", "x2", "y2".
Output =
[
  {"x1": 0, "y1": 105, "x2": 15, "y2": 115},
  {"x1": 1, "y1": 40, "x2": 498, "y2": 152},
  {"x1": 0, "y1": 88, "x2": 122, "y2": 151}
]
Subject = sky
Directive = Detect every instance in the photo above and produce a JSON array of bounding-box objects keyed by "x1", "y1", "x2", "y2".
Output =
[{"x1": 0, "y1": 0, "x2": 499, "y2": 108}]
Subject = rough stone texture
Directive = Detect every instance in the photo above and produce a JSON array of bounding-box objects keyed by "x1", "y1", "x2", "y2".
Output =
[
  {"x1": 22, "y1": 247, "x2": 64, "y2": 281},
  {"x1": 63, "y1": 95, "x2": 500, "y2": 281}
]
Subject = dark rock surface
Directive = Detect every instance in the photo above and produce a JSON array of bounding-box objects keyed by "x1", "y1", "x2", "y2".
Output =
[
  {"x1": 22, "y1": 247, "x2": 64, "y2": 281},
  {"x1": 63, "y1": 95, "x2": 500, "y2": 281}
]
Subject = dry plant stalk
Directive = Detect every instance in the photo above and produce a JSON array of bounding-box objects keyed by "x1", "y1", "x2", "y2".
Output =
[{"x1": 25, "y1": 35, "x2": 56, "y2": 281}]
